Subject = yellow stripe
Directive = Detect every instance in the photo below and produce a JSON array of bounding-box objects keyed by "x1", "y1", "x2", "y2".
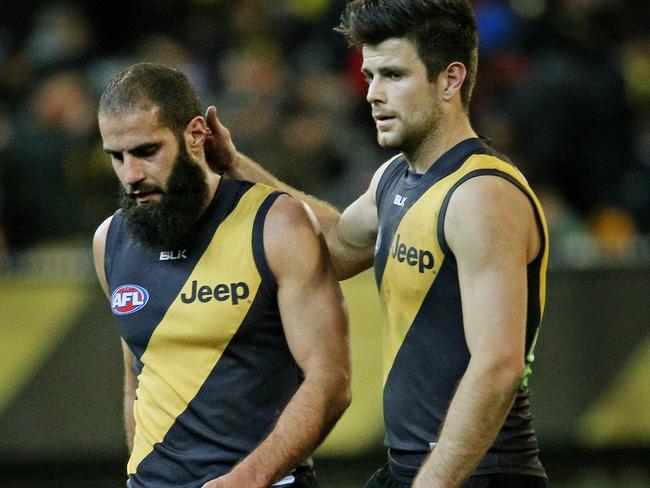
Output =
[
  {"x1": 128, "y1": 184, "x2": 275, "y2": 474},
  {"x1": 380, "y1": 189, "x2": 446, "y2": 382}
]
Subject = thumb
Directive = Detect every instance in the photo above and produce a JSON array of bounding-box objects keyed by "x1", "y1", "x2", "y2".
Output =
[{"x1": 205, "y1": 105, "x2": 219, "y2": 130}]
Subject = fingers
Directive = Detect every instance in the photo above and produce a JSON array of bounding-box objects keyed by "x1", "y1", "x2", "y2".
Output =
[{"x1": 205, "y1": 105, "x2": 219, "y2": 131}]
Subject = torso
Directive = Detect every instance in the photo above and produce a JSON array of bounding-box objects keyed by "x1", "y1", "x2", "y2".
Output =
[
  {"x1": 105, "y1": 179, "x2": 300, "y2": 487},
  {"x1": 374, "y1": 138, "x2": 549, "y2": 480}
]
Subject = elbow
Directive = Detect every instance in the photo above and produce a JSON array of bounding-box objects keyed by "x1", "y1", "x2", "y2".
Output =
[
  {"x1": 334, "y1": 371, "x2": 352, "y2": 417},
  {"x1": 471, "y1": 354, "x2": 526, "y2": 394},
  {"x1": 329, "y1": 369, "x2": 352, "y2": 419},
  {"x1": 498, "y1": 360, "x2": 526, "y2": 394}
]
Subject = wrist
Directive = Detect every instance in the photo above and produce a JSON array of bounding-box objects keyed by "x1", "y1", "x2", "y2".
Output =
[{"x1": 229, "y1": 459, "x2": 271, "y2": 488}]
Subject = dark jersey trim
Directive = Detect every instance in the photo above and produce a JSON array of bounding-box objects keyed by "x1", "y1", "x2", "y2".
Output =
[
  {"x1": 252, "y1": 191, "x2": 285, "y2": 295},
  {"x1": 375, "y1": 155, "x2": 407, "y2": 216},
  {"x1": 436, "y1": 168, "x2": 546, "y2": 356},
  {"x1": 437, "y1": 169, "x2": 546, "y2": 262}
]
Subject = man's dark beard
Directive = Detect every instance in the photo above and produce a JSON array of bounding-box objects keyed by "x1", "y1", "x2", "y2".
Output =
[{"x1": 118, "y1": 146, "x2": 209, "y2": 249}]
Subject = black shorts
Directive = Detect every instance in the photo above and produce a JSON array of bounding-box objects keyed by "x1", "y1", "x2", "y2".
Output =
[
  {"x1": 364, "y1": 463, "x2": 547, "y2": 488},
  {"x1": 126, "y1": 466, "x2": 318, "y2": 488}
]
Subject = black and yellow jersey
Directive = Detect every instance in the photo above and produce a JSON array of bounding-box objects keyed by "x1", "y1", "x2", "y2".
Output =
[
  {"x1": 105, "y1": 179, "x2": 301, "y2": 487},
  {"x1": 374, "y1": 138, "x2": 549, "y2": 480}
]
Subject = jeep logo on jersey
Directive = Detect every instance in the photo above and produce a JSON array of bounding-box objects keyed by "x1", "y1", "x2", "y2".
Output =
[
  {"x1": 111, "y1": 285, "x2": 149, "y2": 315},
  {"x1": 390, "y1": 234, "x2": 434, "y2": 273},
  {"x1": 181, "y1": 280, "x2": 250, "y2": 305}
]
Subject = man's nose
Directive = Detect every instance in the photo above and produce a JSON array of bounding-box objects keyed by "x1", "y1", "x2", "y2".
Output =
[
  {"x1": 121, "y1": 155, "x2": 146, "y2": 186},
  {"x1": 366, "y1": 78, "x2": 385, "y2": 104}
]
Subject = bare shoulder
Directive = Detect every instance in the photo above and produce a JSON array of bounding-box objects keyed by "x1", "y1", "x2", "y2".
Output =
[
  {"x1": 93, "y1": 215, "x2": 114, "y2": 251},
  {"x1": 93, "y1": 215, "x2": 114, "y2": 298},
  {"x1": 367, "y1": 155, "x2": 401, "y2": 201},
  {"x1": 265, "y1": 194, "x2": 319, "y2": 239},
  {"x1": 448, "y1": 175, "x2": 532, "y2": 219},
  {"x1": 262, "y1": 195, "x2": 326, "y2": 276},
  {"x1": 338, "y1": 155, "x2": 397, "y2": 243},
  {"x1": 445, "y1": 175, "x2": 537, "y2": 261}
]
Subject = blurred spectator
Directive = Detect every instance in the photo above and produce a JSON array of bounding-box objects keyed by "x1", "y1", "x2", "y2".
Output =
[
  {"x1": 2, "y1": 70, "x2": 106, "y2": 248},
  {"x1": 25, "y1": 2, "x2": 93, "y2": 71},
  {"x1": 0, "y1": 0, "x2": 648, "y2": 268}
]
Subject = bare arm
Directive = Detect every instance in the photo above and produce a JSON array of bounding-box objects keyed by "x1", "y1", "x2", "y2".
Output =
[
  {"x1": 205, "y1": 105, "x2": 383, "y2": 280},
  {"x1": 93, "y1": 216, "x2": 137, "y2": 453},
  {"x1": 413, "y1": 176, "x2": 540, "y2": 488},
  {"x1": 121, "y1": 339, "x2": 137, "y2": 453},
  {"x1": 202, "y1": 195, "x2": 351, "y2": 488},
  {"x1": 92, "y1": 216, "x2": 112, "y2": 298}
]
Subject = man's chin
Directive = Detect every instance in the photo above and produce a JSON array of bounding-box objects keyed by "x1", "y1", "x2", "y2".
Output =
[{"x1": 377, "y1": 133, "x2": 402, "y2": 150}]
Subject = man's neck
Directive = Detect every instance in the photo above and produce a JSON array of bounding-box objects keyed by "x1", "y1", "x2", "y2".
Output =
[
  {"x1": 204, "y1": 166, "x2": 221, "y2": 209},
  {"x1": 406, "y1": 113, "x2": 477, "y2": 174}
]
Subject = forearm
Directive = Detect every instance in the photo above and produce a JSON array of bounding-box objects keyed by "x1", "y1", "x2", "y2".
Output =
[
  {"x1": 229, "y1": 152, "x2": 342, "y2": 238},
  {"x1": 228, "y1": 372, "x2": 350, "y2": 487},
  {"x1": 413, "y1": 361, "x2": 521, "y2": 488},
  {"x1": 124, "y1": 390, "x2": 136, "y2": 454}
]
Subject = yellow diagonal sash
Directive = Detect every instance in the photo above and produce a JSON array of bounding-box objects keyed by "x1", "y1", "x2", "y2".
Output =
[{"x1": 128, "y1": 185, "x2": 274, "y2": 474}]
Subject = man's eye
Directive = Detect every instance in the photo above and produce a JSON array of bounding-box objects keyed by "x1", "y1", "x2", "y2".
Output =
[{"x1": 134, "y1": 145, "x2": 159, "y2": 158}]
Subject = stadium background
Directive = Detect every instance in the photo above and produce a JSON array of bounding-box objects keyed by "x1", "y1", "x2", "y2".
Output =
[{"x1": 1, "y1": 0, "x2": 649, "y2": 486}]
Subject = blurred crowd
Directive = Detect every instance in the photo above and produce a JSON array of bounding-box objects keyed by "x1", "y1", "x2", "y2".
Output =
[{"x1": 0, "y1": 0, "x2": 648, "y2": 269}]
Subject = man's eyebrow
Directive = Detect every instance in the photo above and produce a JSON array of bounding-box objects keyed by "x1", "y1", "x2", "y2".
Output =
[
  {"x1": 130, "y1": 143, "x2": 161, "y2": 154},
  {"x1": 103, "y1": 142, "x2": 162, "y2": 156}
]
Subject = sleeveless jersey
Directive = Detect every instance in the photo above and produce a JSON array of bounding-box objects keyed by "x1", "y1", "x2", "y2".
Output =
[
  {"x1": 105, "y1": 179, "x2": 300, "y2": 488},
  {"x1": 374, "y1": 138, "x2": 549, "y2": 480}
]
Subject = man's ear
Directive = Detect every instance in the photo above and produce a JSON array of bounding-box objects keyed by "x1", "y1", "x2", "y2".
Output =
[
  {"x1": 440, "y1": 62, "x2": 467, "y2": 102},
  {"x1": 184, "y1": 115, "x2": 208, "y2": 153}
]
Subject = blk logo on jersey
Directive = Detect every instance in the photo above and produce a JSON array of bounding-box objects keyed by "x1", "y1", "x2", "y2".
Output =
[
  {"x1": 390, "y1": 234, "x2": 434, "y2": 273},
  {"x1": 160, "y1": 250, "x2": 188, "y2": 260},
  {"x1": 393, "y1": 194, "x2": 407, "y2": 207},
  {"x1": 111, "y1": 284, "x2": 149, "y2": 315}
]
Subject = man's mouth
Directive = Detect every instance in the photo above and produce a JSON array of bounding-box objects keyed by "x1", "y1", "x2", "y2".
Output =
[
  {"x1": 129, "y1": 190, "x2": 161, "y2": 203},
  {"x1": 373, "y1": 114, "x2": 396, "y2": 130}
]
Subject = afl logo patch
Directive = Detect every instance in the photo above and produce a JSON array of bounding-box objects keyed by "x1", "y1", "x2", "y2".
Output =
[{"x1": 111, "y1": 285, "x2": 149, "y2": 315}]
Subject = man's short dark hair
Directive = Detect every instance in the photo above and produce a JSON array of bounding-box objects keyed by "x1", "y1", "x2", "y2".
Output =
[
  {"x1": 337, "y1": 0, "x2": 478, "y2": 108},
  {"x1": 99, "y1": 63, "x2": 201, "y2": 138}
]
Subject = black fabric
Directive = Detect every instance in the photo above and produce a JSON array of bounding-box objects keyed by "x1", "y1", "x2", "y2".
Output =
[
  {"x1": 364, "y1": 464, "x2": 547, "y2": 488},
  {"x1": 284, "y1": 467, "x2": 319, "y2": 488},
  {"x1": 364, "y1": 464, "x2": 410, "y2": 488}
]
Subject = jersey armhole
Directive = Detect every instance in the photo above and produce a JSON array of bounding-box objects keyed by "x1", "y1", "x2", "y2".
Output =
[
  {"x1": 104, "y1": 210, "x2": 122, "y2": 283},
  {"x1": 252, "y1": 192, "x2": 285, "y2": 294},
  {"x1": 437, "y1": 169, "x2": 546, "y2": 263},
  {"x1": 375, "y1": 154, "x2": 405, "y2": 214}
]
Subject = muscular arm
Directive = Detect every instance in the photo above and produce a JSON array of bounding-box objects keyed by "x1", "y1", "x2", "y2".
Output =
[
  {"x1": 93, "y1": 216, "x2": 137, "y2": 453},
  {"x1": 203, "y1": 196, "x2": 351, "y2": 488},
  {"x1": 205, "y1": 105, "x2": 381, "y2": 280},
  {"x1": 413, "y1": 176, "x2": 540, "y2": 488}
]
